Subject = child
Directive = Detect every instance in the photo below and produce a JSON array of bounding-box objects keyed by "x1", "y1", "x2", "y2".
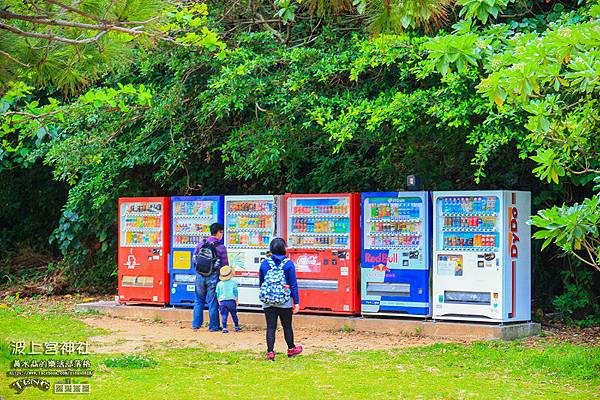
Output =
[{"x1": 216, "y1": 265, "x2": 241, "y2": 333}]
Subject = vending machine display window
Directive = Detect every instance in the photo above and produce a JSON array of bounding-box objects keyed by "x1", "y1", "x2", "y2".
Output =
[
  {"x1": 172, "y1": 200, "x2": 218, "y2": 248},
  {"x1": 227, "y1": 200, "x2": 274, "y2": 248},
  {"x1": 364, "y1": 197, "x2": 422, "y2": 250},
  {"x1": 438, "y1": 196, "x2": 500, "y2": 252},
  {"x1": 120, "y1": 202, "x2": 163, "y2": 247}
]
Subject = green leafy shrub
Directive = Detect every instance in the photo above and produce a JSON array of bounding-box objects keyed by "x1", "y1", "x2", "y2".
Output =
[
  {"x1": 553, "y1": 269, "x2": 600, "y2": 327},
  {"x1": 531, "y1": 195, "x2": 600, "y2": 273}
]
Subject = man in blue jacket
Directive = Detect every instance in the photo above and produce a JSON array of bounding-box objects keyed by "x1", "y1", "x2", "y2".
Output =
[{"x1": 192, "y1": 222, "x2": 229, "y2": 331}]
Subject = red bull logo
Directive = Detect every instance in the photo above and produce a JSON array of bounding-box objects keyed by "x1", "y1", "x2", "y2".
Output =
[
  {"x1": 372, "y1": 263, "x2": 390, "y2": 272},
  {"x1": 365, "y1": 252, "x2": 398, "y2": 264}
]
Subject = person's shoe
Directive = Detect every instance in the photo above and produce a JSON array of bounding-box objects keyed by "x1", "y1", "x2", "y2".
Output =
[
  {"x1": 222, "y1": 328, "x2": 229, "y2": 333},
  {"x1": 287, "y1": 345, "x2": 303, "y2": 358},
  {"x1": 266, "y1": 352, "x2": 275, "y2": 362},
  {"x1": 192, "y1": 327, "x2": 200, "y2": 331},
  {"x1": 234, "y1": 326, "x2": 242, "y2": 332}
]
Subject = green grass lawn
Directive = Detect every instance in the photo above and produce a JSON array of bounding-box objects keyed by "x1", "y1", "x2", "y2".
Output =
[{"x1": 0, "y1": 303, "x2": 599, "y2": 400}]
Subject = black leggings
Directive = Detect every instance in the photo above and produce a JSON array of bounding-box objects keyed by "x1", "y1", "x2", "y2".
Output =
[{"x1": 264, "y1": 307, "x2": 295, "y2": 352}]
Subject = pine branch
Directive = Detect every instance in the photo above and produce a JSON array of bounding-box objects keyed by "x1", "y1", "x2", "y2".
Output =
[
  {"x1": 0, "y1": 11, "x2": 146, "y2": 36},
  {"x1": 0, "y1": 22, "x2": 108, "y2": 45},
  {"x1": 42, "y1": 1, "x2": 161, "y2": 26},
  {"x1": 0, "y1": 49, "x2": 30, "y2": 67}
]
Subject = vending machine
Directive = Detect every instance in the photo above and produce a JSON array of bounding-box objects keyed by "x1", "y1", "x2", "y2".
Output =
[
  {"x1": 432, "y1": 191, "x2": 531, "y2": 322},
  {"x1": 284, "y1": 193, "x2": 361, "y2": 315},
  {"x1": 118, "y1": 197, "x2": 170, "y2": 305},
  {"x1": 224, "y1": 195, "x2": 284, "y2": 309},
  {"x1": 360, "y1": 192, "x2": 431, "y2": 317},
  {"x1": 168, "y1": 196, "x2": 224, "y2": 306}
]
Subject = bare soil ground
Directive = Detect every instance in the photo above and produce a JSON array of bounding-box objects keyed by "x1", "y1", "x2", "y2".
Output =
[{"x1": 82, "y1": 315, "x2": 465, "y2": 354}]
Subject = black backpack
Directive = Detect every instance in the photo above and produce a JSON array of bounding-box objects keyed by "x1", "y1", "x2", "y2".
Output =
[{"x1": 193, "y1": 241, "x2": 218, "y2": 276}]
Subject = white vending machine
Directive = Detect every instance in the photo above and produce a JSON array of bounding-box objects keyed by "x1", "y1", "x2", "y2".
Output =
[
  {"x1": 432, "y1": 191, "x2": 531, "y2": 322},
  {"x1": 224, "y1": 195, "x2": 284, "y2": 309}
]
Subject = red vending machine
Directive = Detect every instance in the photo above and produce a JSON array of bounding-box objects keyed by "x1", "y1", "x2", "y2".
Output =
[
  {"x1": 118, "y1": 197, "x2": 170, "y2": 305},
  {"x1": 284, "y1": 193, "x2": 361, "y2": 315}
]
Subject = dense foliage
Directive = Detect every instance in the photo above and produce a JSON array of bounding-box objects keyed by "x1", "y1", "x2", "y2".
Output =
[{"x1": 0, "y1": 0, "x2": 598, "y2": 321}]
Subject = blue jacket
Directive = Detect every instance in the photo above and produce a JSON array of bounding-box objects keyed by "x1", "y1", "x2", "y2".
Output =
[{"x1": 259, "y1": 254, "x2": 300, "y2": 305}]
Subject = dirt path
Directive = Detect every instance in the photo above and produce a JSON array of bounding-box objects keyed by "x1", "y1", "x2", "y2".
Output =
[{"x1": 82, "y1": 315, "x2": 467, "y2": 354}]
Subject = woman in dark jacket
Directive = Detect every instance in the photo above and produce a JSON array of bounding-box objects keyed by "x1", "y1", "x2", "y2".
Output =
[{"x1": 258, "y1": 238, "x2": 303, "y2": 361}]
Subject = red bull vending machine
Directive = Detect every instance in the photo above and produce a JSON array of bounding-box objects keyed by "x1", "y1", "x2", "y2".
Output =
[{"x1": 360, "y1": 192, "x2": 431, "y2": 317}]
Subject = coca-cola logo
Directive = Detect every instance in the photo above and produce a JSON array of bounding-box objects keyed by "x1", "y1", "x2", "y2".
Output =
[{"x1": 295, "y1": 255, "x2": 319, "y2": 266}]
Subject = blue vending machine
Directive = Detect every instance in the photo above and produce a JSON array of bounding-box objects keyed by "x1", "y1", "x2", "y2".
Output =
[
  {"x1": 169, "y1": 196, "x2": 224, "y2": 306},
  {"x1": 360, "y1": 192, "x2": 432, "y2": 317}
]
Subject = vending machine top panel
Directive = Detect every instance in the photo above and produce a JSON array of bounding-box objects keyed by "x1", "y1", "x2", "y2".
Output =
[
  {"x1": 171, "y1": 196, "x2": 222, "y2": 250},
  {"x1": 119, "y1": 199, "x2": 164, "y2": 248},
  {"x1": 225, "y1": 196, "x2": 275, "y2": 250},
  {"x1": 286, "y1": 195, "x2": 351, "y2": 250}
]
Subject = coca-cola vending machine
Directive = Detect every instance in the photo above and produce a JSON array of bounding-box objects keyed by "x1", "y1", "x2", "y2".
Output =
[{"x1": 284, "y1": 193, "x2": 361, "y2": 315}]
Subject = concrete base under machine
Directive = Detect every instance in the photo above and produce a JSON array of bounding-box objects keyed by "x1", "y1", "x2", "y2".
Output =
[{"x1": 75, "y1": 301, "x2": 540, "y2": 341}]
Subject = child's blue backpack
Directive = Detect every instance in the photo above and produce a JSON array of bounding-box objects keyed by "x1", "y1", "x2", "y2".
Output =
[{"x1": 259, "y1": 257, "x2": 291, "y2": 305}]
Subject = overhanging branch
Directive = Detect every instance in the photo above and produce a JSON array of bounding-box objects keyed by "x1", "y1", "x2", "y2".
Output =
[
  {"x1": 0, "y1": 49, "x2": 30, "y2": 67},
  {"x1": 0, "y1": 23, "x2": 108, "y2": 45},
  {"x1": 0, "y1": 11, "x2": 146, "y2": 36},
  {"x1": 41, "y1": 1, "x2": 161, "y2": 26}
]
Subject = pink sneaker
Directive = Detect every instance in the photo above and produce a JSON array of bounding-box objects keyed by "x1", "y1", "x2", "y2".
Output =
[
  {"x1": 266, "y1": 351, "x2": 275, "y2": 361},
  {"x1": 287, "y1": 345, "x2": 303, "y2": 358}
]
